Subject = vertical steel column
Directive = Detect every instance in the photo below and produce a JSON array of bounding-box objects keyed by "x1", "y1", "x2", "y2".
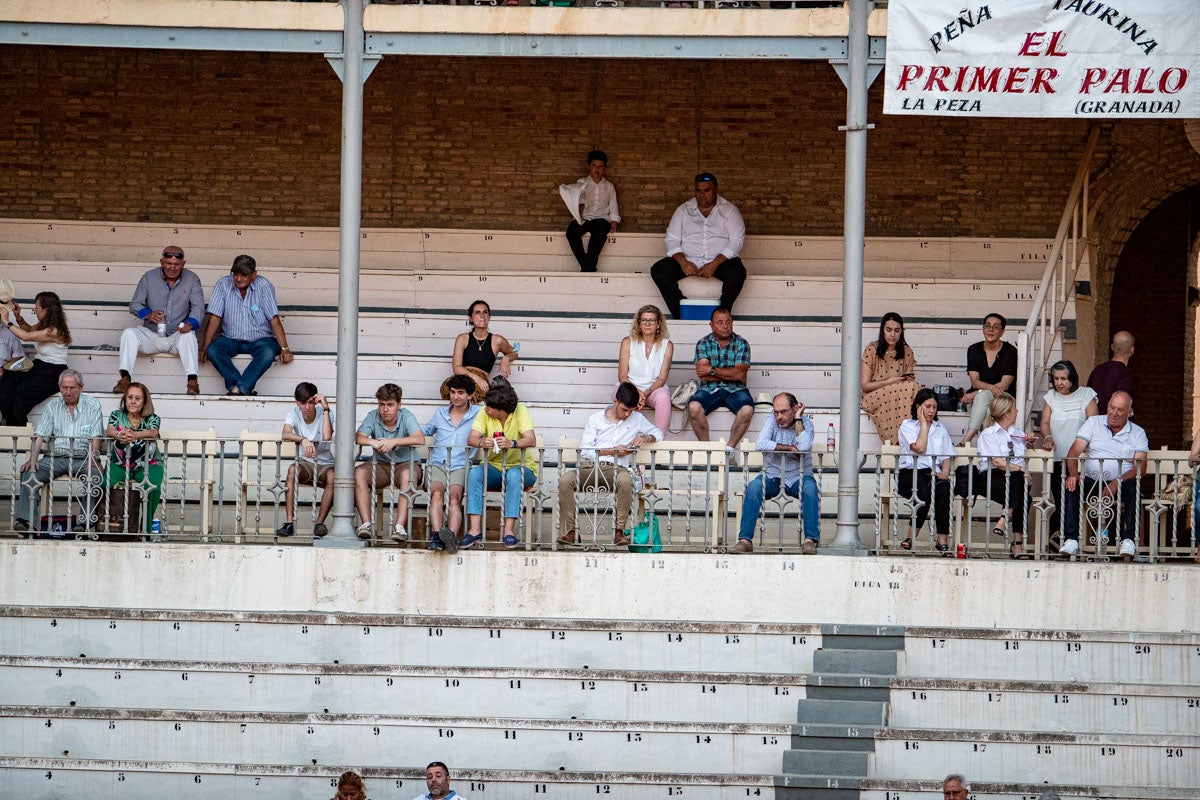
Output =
[
  {"x1": 830, "y1": 0, "x2": 870, "y2": 552},
  {"x1": 330, "y1": 0, "x2": 365, "y2": 539}
]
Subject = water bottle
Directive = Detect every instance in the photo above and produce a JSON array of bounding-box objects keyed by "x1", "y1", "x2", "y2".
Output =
[
  {"x1": 826, "y1": 423, "x2": 836, "y2": 452},
  {"x1": 511, "y1": 341, "x2": 521, "y2": 354},
  {"x1": 156, "y1": 320, "x2": 167, "y2": 337}
]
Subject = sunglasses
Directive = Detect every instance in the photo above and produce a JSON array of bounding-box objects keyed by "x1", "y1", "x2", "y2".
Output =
[{"x1": 162, "y1": 252, "x2": 184, "y2": 260}]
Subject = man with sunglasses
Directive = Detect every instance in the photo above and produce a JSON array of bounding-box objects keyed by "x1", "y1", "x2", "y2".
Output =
[{"x1": 113, "y1": 246, "x2": 205, "y2": 396}]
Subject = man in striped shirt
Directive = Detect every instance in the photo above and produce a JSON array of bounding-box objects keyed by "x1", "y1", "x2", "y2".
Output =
[
  {"x1": 13, "y1": 369, "x2": 105, "y2": 533},
  {"x1": 198, "y1": 255, "x2": 294, "y2": 396}
]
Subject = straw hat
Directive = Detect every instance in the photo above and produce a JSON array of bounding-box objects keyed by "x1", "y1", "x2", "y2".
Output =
[{"x1": 0, "y1": 278, "x2": 14, "y2": 317}]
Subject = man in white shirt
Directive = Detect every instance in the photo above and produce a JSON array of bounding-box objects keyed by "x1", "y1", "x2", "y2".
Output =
[
  {"x1": 556, "y1": 381, "x2": 662, "y2": 548},
  {"x1": 734, "y1": 392, "x2": 820, "y2": 555},
  {"x1": 650, "y1": 172, "x2": 748, "y2": 318},
  {"x1": 411, "y1": 761, "x2": 466, "y2": 800},
  {"x1": 564, "y1": 149, "x2": 620, "y2": 273},
  {"x1": 1061, "y1": 391, "x2": 1148, "y2": 560},
  {"x1": 276, "y1": 381, "x2": 334, "y2": 539}
]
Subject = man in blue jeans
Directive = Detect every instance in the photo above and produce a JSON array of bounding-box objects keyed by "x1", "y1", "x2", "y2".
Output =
[
  {"x1": 733, "y1": 392, "x2": 820, "y2": 555},
  {"x1": 199, "y1": 254, "x2": 294, "y2": 395},
  {"x1": 687, "y1": 306, "x2": 755, "y2": 462}
]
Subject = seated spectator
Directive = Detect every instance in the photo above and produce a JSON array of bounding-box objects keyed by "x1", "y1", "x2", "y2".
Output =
[
  {"x1": 278, "y1": 382, "x2": 334, "y2": 539},
  {"x1": 1038, "y1": 360, "x2": 1098, "y2": 540},
  {"x1": 452, "y1": 300, "x2": 519, "y2": 398},
  {"x1": 650, "y1": 172, "x2": 747, "y2": 318},
  {"x1": 618, "y1": 304, "x2": 674, "y2": 435},
  {"x1": 975, "y1": 392, "x2": 1030, "y2": 559},
  {"x1": 557, "y1": 381, "x2": 661, "y2": 549},
  {"x1": 860, "y1": 312, "x2": 918, "y2": 444},
  {"x1": 0, "y1": 291, "x2": 72, "y2": 427},
  {"x1": 0, "y1": 278, "x2": 28, "y2": 368},
  {"x1": 104, "y1": 381, "x2": 163, "y2": 533},
  {"x1": 1061, "y1": 390, "x2": 1147, "y2": 561},
  {"x1": 354, "y1": 383, "x2": 423, "y2": 542},
  {"x1": 331, "y1": 770, "x2": 367, "y2": 800},
  {"x1": 423, "y1": 373, "x2": 481, "y2": 552},
  {"x1": 414, "y1": 762, "x2": 461, "y2": 800},
  {"x1": 563, "y1": 149, "x2": 620, "y2": 272},
  {"x1": 959, "y1": 313, "x2": 1017, "y2": 445},
  {"x1": 734, "y1": 392, "x2": 820, "y2": 555},
  {"x1": 199, "y1": 255, "x2": 294, "y2": 396},
  {"x1": 687, "y1": 307, "x2": 754, "y2": 459},
  {"x1": 461, "y1": 381, "x2": 538, "y2": 550},
  {"x1": 896, "y1": 388, "x2": 954, "y2": 553},
  {"x1": 113, "y1": 246, "x2": 205, "y2": 397},
  {"x1": 13, "y1": 369, "x2": 104, "y2": 533}
]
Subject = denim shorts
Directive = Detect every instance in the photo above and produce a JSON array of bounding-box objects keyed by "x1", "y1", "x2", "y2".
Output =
[{"x1": 691, "y1": 386, "x2": 754, "y2": 414}]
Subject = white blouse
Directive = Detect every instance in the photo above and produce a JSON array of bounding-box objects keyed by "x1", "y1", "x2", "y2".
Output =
[
  {"x1": 35, "y1": 339, "x2": 69, "y2": 366},
  {"x1": 625, "y1": 338, "x2": 669, "y2": 392},
  {"x1": 1042, "y1": 386, "x2": 1097, "y2": 459},
  {"x1": 977, "y1": 423, "x2": 1026, "y2": 471},
  {"x1": 897, "y1": 418, "x2": 955, "y2": 471}
]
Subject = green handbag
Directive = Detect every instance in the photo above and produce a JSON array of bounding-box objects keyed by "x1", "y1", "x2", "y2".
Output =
[{"x1": 629, "y1": 512, "x2": 662, "y2": 554}]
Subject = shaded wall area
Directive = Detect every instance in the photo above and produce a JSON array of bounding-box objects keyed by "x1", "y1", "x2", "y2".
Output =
[{"x1": 0, "y1": 45, "x2": 1087, "y2": 237}]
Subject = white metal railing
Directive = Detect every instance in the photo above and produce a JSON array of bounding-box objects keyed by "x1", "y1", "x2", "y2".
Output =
[
  {"x1": 3, "y1": 434, "x2": 1195, "y2": 563},
  {"x1": 1016, "y1": 126, "x2": 1100, "y2": 429}
]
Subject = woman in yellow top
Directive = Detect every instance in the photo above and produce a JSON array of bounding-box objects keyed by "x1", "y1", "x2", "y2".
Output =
[{"x1": 460, "y1": 380, "x2": 538, "y2": 550}]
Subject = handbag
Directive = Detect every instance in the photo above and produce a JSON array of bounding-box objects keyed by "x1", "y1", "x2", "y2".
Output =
[
  {"x1": 628, "y1": 511, "x2": 662, "y2": 554},
  {"x1": 670, "y1": 380, "x2": 698, "y2": 409}
]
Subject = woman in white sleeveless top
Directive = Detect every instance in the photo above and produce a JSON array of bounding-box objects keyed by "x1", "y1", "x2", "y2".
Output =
[
  {"x1": 0, "y1": 291, "x2": 71, "y2": 426},
  {"x1": 617, "y1": 304, "x2": 674, "y2": 435}
]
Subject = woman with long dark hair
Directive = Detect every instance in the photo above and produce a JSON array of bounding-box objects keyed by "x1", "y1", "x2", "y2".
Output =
[
  {"x1": 0, "y1": 291, "x2": 72, "y2": 425},
  {"x1": 860, "y1": 311, "x2": 918, "y2": 444}
]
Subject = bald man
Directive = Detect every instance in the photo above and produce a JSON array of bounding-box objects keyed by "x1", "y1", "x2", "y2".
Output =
[{"x1": 1086, "y1": 330, "x2": 1134, "y2": 411}]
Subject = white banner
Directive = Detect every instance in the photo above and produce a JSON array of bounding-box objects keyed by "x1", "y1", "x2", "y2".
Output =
[{"x1": 883, "y1": 0, "x2": 1200, "y2": 118}]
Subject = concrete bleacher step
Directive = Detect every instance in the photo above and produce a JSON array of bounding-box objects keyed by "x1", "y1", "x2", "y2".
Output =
[
  {"x1": 0, "y1": 758, "x2": 784, "y2": 800},
  {"x1": 795, "y1": 698, "x2": 887, "y2": 727},
  {"x1": 853, "y1": 779, "x2": 1200, "y2": 800},
  {"x1": 0, "y1": 607, "x2": 824, "y2": 674},
  {"x1": 811, "y1": 649, "x2": 897, "y2": 675},
  {"x1": 2, "y1": 705, "x2": 794, "y2": 773},
  {"x1": 0, "y1": 656, "x2": 808, "y2": 723}
]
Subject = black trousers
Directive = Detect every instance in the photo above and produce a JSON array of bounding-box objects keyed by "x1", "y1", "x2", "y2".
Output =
[
  {"x1": 650, "y1": 256, "x2": 747, "y2": 318},
  {"x1": 978, "y1": 467, "x2": 1026, "y2": 534},
  {"x1": 0, "y1": 360, "x2": 66, "y2": 426},
  {"x1": 565, "y1": 218, "x2": 610, "y2": 272},
  {"x1": 896, "y1": 468, "x2": 951, "y2": 536}
]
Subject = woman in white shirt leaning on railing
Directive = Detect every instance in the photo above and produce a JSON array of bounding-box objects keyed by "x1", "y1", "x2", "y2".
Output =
[
  {"x1": 896, "y1": 387, "x2": 956, "y2": 554},
  {"x1": 1038, "y1": 360, "x2": 1098, "y2": 542},
  {"x1": 976, "y1": 392, "x2": 1032, "y2": 559}
]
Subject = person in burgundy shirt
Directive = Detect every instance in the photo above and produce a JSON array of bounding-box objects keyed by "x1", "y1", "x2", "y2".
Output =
[{"x1": 1086, "y1": 330, "x2": 1134, "y2": 411}]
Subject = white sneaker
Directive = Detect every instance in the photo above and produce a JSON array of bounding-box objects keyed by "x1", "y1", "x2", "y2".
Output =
[
  {"x1": 1059, "y1": 538, "x2": 1079, "y2": 557},
  {"x1": 391, "y1": 524, "x2": 409, "y2": 543},
  {"x1": 1119, "y1": 538, "x2": 1137, "y2": 560},
  {"x1": 355, "y1": 522, "x2": 374, "y2": 540},
  {"x1": 725, "y1": 446, "x2": 740, "y2": 467}
]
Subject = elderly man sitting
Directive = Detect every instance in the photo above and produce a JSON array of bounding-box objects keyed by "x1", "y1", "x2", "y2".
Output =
[
  {"x1": 1060, "y1": 390, "x2": 1147, "y2": 561},
  {"x1": 13, "y1": 369, "x2": 105, "y2": 534},
  {"x1": 556, "y1": 381, "x2": 662, "y2": 549}
]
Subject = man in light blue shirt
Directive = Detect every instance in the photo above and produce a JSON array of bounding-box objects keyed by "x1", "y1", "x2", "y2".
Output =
[
  {"x1": 14, "y1": 369, "x2": 105, "y2": 533},
  {"x1": 734, "y1": 391, "x2": 820, "y2": 555},
  {"x1": 411, "y1": 761, "x2": 467, "y2": 800},
  {"x1": 422, "y1": 374, "x2": 480, "y2": 552},
  {"x1": 199, "y1": 254, "x2": 294, "y2": 396}
]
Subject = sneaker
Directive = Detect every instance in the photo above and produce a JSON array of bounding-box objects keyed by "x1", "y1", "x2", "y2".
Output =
[
  {"x1": 725, "y1": 446, "x2": 740, "y2": 467},
  {"x1": 613, "y1": 531, "x2": 630, "y2": 547},
  {"x1": 185, "y1": 378, "x2": 201, "y2": 396},
  {"x1": 355, "y1": 522, "x2": 374, "y2": 540},
  {"x1": 440, "y1": 526, "x2": 458, "y2": 554},
  {"x1": 458, "y1": 532, "x2": 483, "y2": 549},
  {"x1": 1059, "y1": 538, "x2": 1080, "y2": 557},
  {"x1": 557, "y1": 531, "x2": 581, "y2": 547},
  {"x1": 112, "y1": 375, "x2": 131, "y2": 394},
  {"x1": 1119, "y1": 538, "x2": 1137, "y2": 561},
  {"x1": 502, "y1": 534, "x2": 521, "y2": 549},
  {"x1": 427, "y1": 534, "x2": 445, "y2": 551},
  {"x1": 802, "y1": 538, "x2": 818, "y2": 555},
  {"x1": 730, "y1": 538, "x2": 754, "y2": 554},
  {"x1": 391, "y1": 523, "x2": 409, "y2": 543},
  {"x1": 13, "y1": 518, "x2": 30, "y2": 533},
  {"x1": 276, "y1": 522, "x2": 295, "y2": 537},
  {"x1": 313, "y1": 522, "x2": 329, "y2": 539}
]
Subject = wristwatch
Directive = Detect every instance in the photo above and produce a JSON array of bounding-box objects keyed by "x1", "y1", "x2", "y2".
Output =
[{"x1": 708, "y1": 366, "x2": 716, "y2": 377}]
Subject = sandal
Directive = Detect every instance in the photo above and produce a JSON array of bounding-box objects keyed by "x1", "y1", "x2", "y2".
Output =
[
  {"x1": 899, "y1": 537, "x2": 913, "y2": 551},
  {"x1": 1010, "y1": 542, "x2": 1032, "y2": 560},
  {"x1": 992, "y1": 517, "x2": 1008, "y2": 537},
  {"x1": 934, "y1": 538, "x2": 949, "y2": 554}
]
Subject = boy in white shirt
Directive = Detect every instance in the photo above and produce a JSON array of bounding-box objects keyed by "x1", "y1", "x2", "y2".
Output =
[
  {"x1": 278, "y1": 381, "x2": 334, "y2": 538},
  {"x1": 563, "y1": 149, "x2": 620, "y2": 273}
]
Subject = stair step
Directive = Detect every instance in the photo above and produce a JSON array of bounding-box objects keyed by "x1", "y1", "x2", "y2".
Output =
[
  {"x1": 782, "y1": 748, "x2": 870, "y2": 777},
  {"x1": 773, "y1": 773, "x2": 862, "y2": 800},
  {"x1": 819, "y1": 624, "x2": 905, "y2": 651},
  {"x1": 796, "y1": 699, "x2": 887, "y2": 726},
  {"x1": 813, "y1": 649, "x2": 898, "y2": 675}
]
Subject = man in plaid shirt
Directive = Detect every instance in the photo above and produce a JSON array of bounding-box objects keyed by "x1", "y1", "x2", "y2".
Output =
[{"x1": 686, "y1": 307, "x2": 754, "y2": 459}]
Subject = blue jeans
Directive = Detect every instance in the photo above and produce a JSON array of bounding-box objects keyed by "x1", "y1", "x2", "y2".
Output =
[
  {"x1": 739, "y1": 474, "x2": 820, "y2": 542},
  {"x1": 1192, "y1": 491, "x2": 1199, "y2": 547},
  {"x1": 1062, "y1": 476, "x2": 1138, "y2": 542},
  {"x1": 206, "y1": 335, "x2": 281, "y2": 394},
  {"x1": 467, "y1": 464, "x2": 536, "y2": 519}
]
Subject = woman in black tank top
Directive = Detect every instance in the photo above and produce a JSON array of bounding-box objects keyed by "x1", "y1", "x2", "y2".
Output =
[{"x1": 453, "y1": 300, "x2": 519, "y2": 395}]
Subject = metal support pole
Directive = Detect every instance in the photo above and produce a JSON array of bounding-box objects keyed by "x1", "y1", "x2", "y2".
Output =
[
  {"x1": 829, "y1": 0, "x2": 870, "y2": 553},
  {"x1": 329, "y1": 0, "x2": 365, "y2": 540}
]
